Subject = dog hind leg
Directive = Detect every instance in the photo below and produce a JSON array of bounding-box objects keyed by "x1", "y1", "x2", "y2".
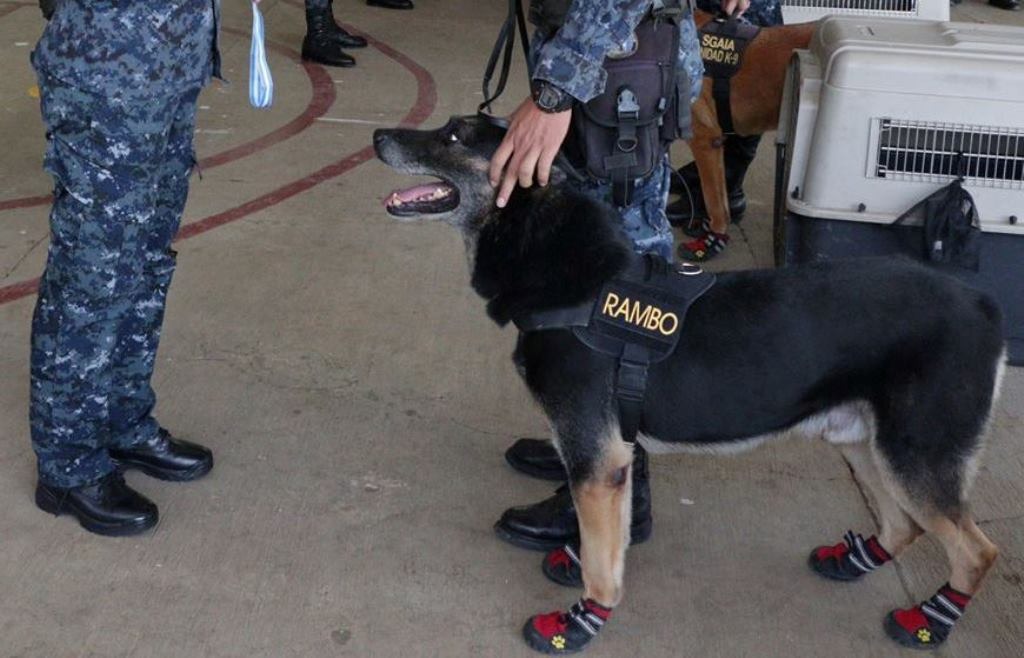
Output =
[
  {"x1": 809, "y1": 418, "x2": 919, "y2": 581},
  {"x1": 871, "y1": 431, "x2": 997, "y2": 649}
]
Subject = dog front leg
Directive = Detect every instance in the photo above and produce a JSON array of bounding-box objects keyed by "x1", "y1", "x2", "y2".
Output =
[
  {"x1": 521, "y1": 435, "x2": 633, "y2": 654},
  {"x1": 574, "y1": 438, "x2": 634, "y2": 607},
  {"x1": 690, "y1": 94, "x2": 730, "y2": 235}
]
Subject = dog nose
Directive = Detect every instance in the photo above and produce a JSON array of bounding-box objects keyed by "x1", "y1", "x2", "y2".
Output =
[{"x1": 373, "y1": 130, "x2": 390, "y2": 148}]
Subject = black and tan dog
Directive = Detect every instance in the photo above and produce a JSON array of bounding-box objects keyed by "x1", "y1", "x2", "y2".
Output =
[{"x1": 373, "y1": 116, "x2": 1006, "y2": 654}]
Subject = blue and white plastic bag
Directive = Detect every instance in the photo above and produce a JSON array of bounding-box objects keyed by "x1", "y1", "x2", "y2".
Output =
[{"x1": 249, "y1": 1, "x2": 274, "y2": 108}]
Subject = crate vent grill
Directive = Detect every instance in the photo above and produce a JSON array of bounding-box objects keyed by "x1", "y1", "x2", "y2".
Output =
[
  {"x1": 781, "y1": 0, "x2": 918, "y2": 15},
  {"x1": 875, "y1": 119, "x2": 1024, "y2": 189}
]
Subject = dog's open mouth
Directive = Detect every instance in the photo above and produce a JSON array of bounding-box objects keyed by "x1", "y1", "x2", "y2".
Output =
[{"x1": 384, "y1": 180, "x2": 459, "y2": 217}]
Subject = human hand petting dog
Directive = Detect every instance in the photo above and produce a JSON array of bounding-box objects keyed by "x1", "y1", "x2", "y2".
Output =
[
  {"x1": 721, "y1": 0, "x2": 751, "y2": 16},
  {"x1": 488, "y1": 96, "x2": 571, "y2": 208}
]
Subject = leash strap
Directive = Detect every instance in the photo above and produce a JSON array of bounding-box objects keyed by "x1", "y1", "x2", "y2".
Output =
[
  {"x1": 480, "y1": 0, "x2": 533, "y2": 112},
  {"x1": 249, "y1": 1, "x2": 274, "y2": 109}
]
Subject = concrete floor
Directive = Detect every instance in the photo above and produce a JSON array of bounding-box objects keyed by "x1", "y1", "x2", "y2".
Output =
[{"x1": 1, "y1": 1, "x2": 1022, "y2": 656}]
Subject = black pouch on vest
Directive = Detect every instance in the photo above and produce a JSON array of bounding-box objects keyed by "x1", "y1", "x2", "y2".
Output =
[
  {"x1": 893, "y1": 179, "x2": 982, "y2": 271},
  {"x1": 571, "y1": 17, "x2": 681, "y2": 206}
]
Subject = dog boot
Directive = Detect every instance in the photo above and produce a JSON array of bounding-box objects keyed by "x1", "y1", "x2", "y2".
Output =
[
  {"x1": 326, "y1": 0, "x2": 368, "y2": 48},
  {"x1": 677, "y1": 224, "x2": 729, "y2": 262},
  {"x1": 522, "y1": 598, "x2": 612, "y2": 654},
  {"x1": 494, "y1": 446, "x2": 653, "y2": 551},
  {"x1": 542, "y1": 543, "x2": 584, "y2": 588},
  {"x1": 302, "y1": 8, "x2": 356, "y2": 67},
  {"x1": 884, "y1": 583, "x2": 971, "y2": 650},
  {"x1": 806, "y1": 532, "x2": 888, "y2": 581},
  {"x1": 505, "y1": 437, "x2": 566, "y2": 481},
  {"x1": 808, "y1": 530, "x2": 892, "y2": 582}
]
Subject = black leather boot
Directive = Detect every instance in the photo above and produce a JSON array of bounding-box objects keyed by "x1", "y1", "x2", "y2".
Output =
[
  {"x1": 367, "y1": 0, "x2": 415, "y2": 9},
  {"x1": 667, "y1": 133, "x2": 761, "y2": 228},
  {"x1": 327, "y1": 0, "x2": 368, "y2": 48},
  {"x1": 110, "y1": 428, "x2": 213, "y2": 482},
  {"x1": 505, "y1": 437, "x2": 565, "y2": 481},
  {"x1": 36, "y1": 472, "x2": 159, "y2": 537},
  {"x1": 302, "y1": 9, "x2": 356, "y2": 67},
  {"x1": 989, "y1": 0, "x2": 1019, "y2": 9},
  {"x1": 494, "y1": 446, "x2": 653, "y2": 551}
]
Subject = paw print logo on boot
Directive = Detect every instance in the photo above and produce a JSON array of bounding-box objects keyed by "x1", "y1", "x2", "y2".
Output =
[
  {"x1": 522, "y1": 598, "x2": 612, "y2": 654},
  {"x1": 916, "y1": 628, "x2": 932, "y2": 644}
]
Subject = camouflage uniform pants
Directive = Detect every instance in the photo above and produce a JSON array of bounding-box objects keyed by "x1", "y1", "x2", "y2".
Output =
[{"x1": 30, "y1": 76, "x2": 201, "y2": 488}]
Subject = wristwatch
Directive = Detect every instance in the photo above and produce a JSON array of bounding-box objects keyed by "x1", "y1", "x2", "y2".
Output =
[{"x1": 531, "y1": 80, "x2": 575, "y2": 113}]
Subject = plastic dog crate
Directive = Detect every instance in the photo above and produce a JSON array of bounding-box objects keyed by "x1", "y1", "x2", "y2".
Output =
[
  {"x1": 781, "y1": 0, "x2": 949, "y2": 25},
  {"x1": 774, "y1": 16, "x2": 1024, "y2": 364}
]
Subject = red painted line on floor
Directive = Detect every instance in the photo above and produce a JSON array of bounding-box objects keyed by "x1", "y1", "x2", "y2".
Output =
[
  {"x1": 0, "y1": 24, "x2": 437, "y2": 306},
  {"x1": 0, "y1": 29, "x2": 336, "y2": 212},
  {"x1": 0, "y1": 276, "x2": 39, "y2": 305},
  {"x1": 0, "y1": 2, "x2": 34, "y2": 20}
]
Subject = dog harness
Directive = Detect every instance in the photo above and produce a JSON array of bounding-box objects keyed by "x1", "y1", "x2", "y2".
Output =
[
  {"x1": 513, "y1": 256, "x2": 715, "y2": 444},
  {"x1": 699, "y1": 16, "x2": 761, "y2": 135}
]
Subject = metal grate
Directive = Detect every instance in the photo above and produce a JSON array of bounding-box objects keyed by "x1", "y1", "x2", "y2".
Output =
[
  {"x1": 875, "y1": 119, "x2": 1024, "y2": 189},
  {"x1": 781, "y1": 0, "x2": 918, "y2": 15}
]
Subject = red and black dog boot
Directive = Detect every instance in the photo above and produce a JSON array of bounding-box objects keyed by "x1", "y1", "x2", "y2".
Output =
[
  {"x1": 884, "y1": 584, "x2": 971, "y2": 650},
  {"x1": 677, "y1": 227, "x2": 729, "y2": 262},
  {"x1": 523, "y1": 599, "x2": 611, "y2": 655},
  {"x1": 808, "y1": 530, "x2": 892, "y2": 582},
  {"x1": 542, "y1": 543, "x2": 583, "y2": 588}
]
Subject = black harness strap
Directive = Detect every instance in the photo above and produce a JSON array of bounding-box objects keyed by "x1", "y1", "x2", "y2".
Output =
[
  {"x1": 712, "y1": 76, "x2": 735, "y2": 134},
  {"x1": 513, "y1": 256, "x2": 715, "y2": 447},
  {"x1": 699, "y1": 15, "x2": 761, "y2": 136},
  {"x1": 616, "y1": 343, "x2": 652, "y2": 444}
]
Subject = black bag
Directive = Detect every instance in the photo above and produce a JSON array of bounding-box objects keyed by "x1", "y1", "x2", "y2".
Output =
[
  {"x1": 571, "y1": 17, "x2": 682, "y2": 205},
  {"x1": 893, "y1": 179, "x2": 982, "y2": 271}
]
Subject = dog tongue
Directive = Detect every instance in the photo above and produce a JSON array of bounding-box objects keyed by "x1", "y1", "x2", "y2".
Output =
[{"x1": 389, "y1": 183, "x2": 447, "y2": 204}]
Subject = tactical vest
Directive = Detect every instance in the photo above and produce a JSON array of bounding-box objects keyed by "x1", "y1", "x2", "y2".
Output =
[
  {"x1": 522, "y1": 0, "x2": 696, "y2": 206},
  {"x1": 514, "y1": 256, "x2": 715, "y2": 444},
  {"x1": 699, "y1": 16, "x2": 760, "y2": 134}
]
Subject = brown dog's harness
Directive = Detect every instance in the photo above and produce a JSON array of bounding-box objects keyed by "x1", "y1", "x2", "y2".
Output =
[
  {"x1": 699, "y1": 16, "x2": 761, "y2": 135},
  {"x1": 513, "y1": 256, "x2": 715, "y2": 444}
]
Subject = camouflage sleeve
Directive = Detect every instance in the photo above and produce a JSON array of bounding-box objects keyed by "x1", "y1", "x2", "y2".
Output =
[{"x1": 532, "y1": 0, "x2": 655, "y2": 103}]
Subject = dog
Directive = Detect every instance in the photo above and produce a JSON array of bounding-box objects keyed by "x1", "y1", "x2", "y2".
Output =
[
  {"x1": 373, "y1": 115, "x2": 1006, "y2": 654},
  {"x1": 688, "y1": 11, "x2": 815, "y2": 235}
]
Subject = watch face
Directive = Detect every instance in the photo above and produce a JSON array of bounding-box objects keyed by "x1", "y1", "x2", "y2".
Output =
[{"x1": 538, "y1": 87, "x2": 560, "y2": 110}]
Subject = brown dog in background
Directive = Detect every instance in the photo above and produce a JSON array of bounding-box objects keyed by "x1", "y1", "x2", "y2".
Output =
[{"x1": 688, "y1": 11, "x2": 815, "y2": 237}]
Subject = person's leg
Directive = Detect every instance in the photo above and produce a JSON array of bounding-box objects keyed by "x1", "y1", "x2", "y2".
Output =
[
  {"x1": 30, "y1": 78, "x2": 171, "y2": 490},
  {"x1": 106, "y1": 89, "x2": 198, "y2": 451},
  {"x1": 302, "y1": 0, "x2": 358, "y2": 67},
  {"x1": 102, "y1": 87, "x2": 213, "y2": 483}
]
